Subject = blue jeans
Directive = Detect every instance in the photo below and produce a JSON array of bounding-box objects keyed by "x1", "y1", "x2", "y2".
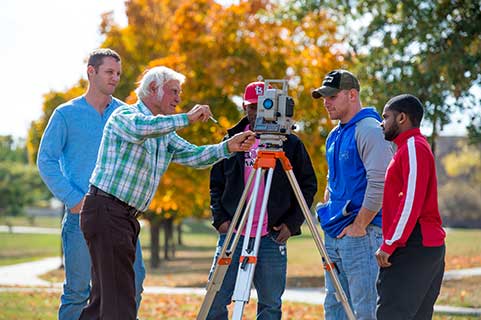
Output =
[
  {"x1": 206, "y1": 232, "x2": 287, "y2": 320},
  {"x1": 59, "y1": 210, "x2": 146, "y2": 320},
  {"x1": 323, "y1": 225, "x2": 382, "y2": 320}
]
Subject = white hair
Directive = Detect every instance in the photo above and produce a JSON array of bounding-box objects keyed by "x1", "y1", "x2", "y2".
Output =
[{"x1": 135, "y1": 66, "x2": 186, "y2": 100}]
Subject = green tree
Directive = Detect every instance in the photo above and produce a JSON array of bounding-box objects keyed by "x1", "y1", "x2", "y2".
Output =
[
  {"x1": 0, "y1": 135, "x2": 50, "y2": 219},
  {"x1": 287, "y1": 0, "x2": 481, "y2": 153},
  {"x1": 440, "y1": 141, "x2": 481, "y2": 226},
  {"x1": 0, "y1": 135, "x2": 28, "y2": 163},
  {"x1": 467, "y1": 117, "x2": 481, "y2": 145},
  {"x1": 0, "y1": 162, "x2": 49, "y2": 217},
  {"x1": 443, "y1": 141, "x2": 481, "y2": 185}
]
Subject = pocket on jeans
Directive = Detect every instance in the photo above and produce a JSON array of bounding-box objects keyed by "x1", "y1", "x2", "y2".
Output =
[
  {"x1": 107, "y1": 207, "x2": 137, "y2": 252},
  {"x1": 343, "y1": 233, "x2": 369, "y2": 249},
  {"x1": 269, "y1": 231, "x2": 286, "y2": 245},
  {"x1": 368, "y1": 226, "x2": 383, "y2": 249}
]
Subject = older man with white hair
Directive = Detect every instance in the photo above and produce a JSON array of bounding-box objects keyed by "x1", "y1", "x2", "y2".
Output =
[{"x1": 79, "y1": 66, "x2": 256, "y2": 320}]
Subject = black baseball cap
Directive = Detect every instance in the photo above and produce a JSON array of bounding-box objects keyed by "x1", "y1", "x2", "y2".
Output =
[{"x1": 311, "y1": 69, "x2": 360, "y2": 99}]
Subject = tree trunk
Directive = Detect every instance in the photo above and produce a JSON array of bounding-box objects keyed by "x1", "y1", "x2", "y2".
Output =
[
  {"x1": 429, "y1": 105, "x2": 439, "y2": 156},
  {"x1": 163, "y1": 220, "x2": 170, "y2": 260},
  {"x1": 177, "y1": 221, "x2": 183, "y2": 246},
  {"x1": 170, "y1": 219, "x2": 176, "y2": 258},
  {"x1": 163, "y1": 218, "x2": 176, "y2": 260},
  {"x1": 150, "y1": 218, "x2": 161, "y2": 268}
]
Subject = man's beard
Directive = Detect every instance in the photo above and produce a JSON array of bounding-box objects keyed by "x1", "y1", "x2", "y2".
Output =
[{"x1": 384, "y1": 122, "x2": 400, "y2": 141}]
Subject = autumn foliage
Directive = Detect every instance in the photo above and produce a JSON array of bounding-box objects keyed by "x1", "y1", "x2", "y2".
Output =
[
  {"x1": 99, "y1": 0, "x2": 347, "y2": 222},
  {"x1": 29, "y1": 0, "x2": 349, "y2": 224}
]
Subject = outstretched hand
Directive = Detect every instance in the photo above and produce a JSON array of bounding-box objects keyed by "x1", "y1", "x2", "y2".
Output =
[
  {"x1": 187, "y1": 104, "x2": 212, "y2": 123},
  {"x1": 226, "y1": 131, "x2": 256, "y2": 152}
]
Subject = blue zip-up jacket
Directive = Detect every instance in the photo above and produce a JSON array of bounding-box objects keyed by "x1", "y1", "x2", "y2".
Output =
[
  {"x1": 317, "y1": 107, "x2": 393, "y2": 238},
  {"x1": 37, "y1": 96, "x2": 123, "y2": 208}
]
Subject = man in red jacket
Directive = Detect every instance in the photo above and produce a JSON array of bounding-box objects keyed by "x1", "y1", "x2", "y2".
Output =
[{"x1": 376, "y1": 94, "x2": 446, "y2": 320}]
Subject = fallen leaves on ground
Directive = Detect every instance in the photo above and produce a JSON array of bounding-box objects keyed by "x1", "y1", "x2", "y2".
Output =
[
  {"x1": 139, "y1": 294, "x2": 324, "y2": 319},
  {"x1": 446, "y1": 255, "x2": 481, "y2": 271},
  {"x1": 437, "y1": 276, "x2": 481, "y2": 308}
]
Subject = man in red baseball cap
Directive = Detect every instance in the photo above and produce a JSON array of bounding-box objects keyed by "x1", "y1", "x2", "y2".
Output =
[
  {"x1": 242, "y1": 81, "x2": 266, "y2": 131},
  {"x1": 206, "y1": 81, "x2": 318, "y2": 319}
]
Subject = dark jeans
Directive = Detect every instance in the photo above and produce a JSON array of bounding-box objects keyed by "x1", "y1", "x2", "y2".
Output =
[
  {"x1": 376, "y1": 243, "x2": 445, "y2": 320},
  {"x1": 79, "y1": 193, "x2": 141, "y2": 320}
]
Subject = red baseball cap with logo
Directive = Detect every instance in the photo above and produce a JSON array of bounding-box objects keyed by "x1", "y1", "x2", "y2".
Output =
[{"x1": 243, "y1": 81, "x2": 265, "y2": 105}]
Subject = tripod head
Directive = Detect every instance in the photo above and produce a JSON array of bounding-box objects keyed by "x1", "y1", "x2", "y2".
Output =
[{"x1": 257, "y1": 134, "x2": 286, "y2": 152}]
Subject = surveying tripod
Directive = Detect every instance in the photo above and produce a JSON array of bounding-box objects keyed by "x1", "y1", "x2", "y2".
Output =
[{"x1": 197, "y1": 135, "x2": 355, "y2": 320}]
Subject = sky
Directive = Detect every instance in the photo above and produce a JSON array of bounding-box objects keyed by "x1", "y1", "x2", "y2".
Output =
[
  {"x1": 0, "y1": 0, "x2": 129, "y2": 139},
  {"x1": 0, "y1": 0, "x2": 474, "y2": 140}
]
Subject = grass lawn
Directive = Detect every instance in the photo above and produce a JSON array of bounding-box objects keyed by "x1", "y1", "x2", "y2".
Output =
[
  {"x1": 444, "y1": 228, "x2": 481, "y2": 269},
  {"x1": 437, "y1": 276, "x2": 481, "y2": 308},
  {"x1": 0, "y1": 216, "x2": 62, "y2": 229},
  {"x1": 137, "y1": 220, "x2": 326, "y2": 288},
  {"x1": 0, "y1": 290, "x2": 478, "y2": 320},
  {"x1": 0, "y1": 290, "x2": 324, "y2": 319},
  {"x1": 2, "y1": 218, "x2": 481, "y2": 316},
  {"x1": 0, "y1": 233, "x2": 60, "y2": 266}
]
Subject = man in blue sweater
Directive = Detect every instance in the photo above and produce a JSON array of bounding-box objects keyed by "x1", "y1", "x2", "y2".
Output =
[
  {"x1": 37, "y1": 48, "x2": 145, "y2": 320},
  {"x1": 312, "y1": 70, "x2": 393, "y2": 320}
]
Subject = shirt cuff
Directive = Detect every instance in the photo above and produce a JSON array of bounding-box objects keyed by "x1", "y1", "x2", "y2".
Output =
[
  {"x1": 176, "y1": 114, "x2": 190, "y2": 127},
  {"x1": 380, "y1": 242, "x2": 397, "y2": 255},
  {"x1": 220, "y1": 140, "x2": 233, "y2": 158}
]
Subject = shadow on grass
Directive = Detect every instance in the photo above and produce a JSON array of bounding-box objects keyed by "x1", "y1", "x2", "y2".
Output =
[
  {"x1": 144, "y1": 255, "x2": 212, "y2": 274},
  {"x1": 146, "y1": 259, "x2": 211, "y2": 269},
  {"x1": 286, "y1": 275, "x2": 325, "y2": 288},
  {"x1": 180, "y1": 218, "x2": 216, "y2": 234},
  {"x1": 142, "y1": 245, "x2": 215, "y2": 253}
]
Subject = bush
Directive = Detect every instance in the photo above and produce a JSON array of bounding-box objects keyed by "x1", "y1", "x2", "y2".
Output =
[
  {"x1": 439, "y1": 181, "x2": 481, "y2": 228},
  {"x1": 0, "y1": 162, "x2": 50, "y2": 216}
]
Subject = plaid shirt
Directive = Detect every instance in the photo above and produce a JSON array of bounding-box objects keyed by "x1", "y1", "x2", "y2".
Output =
[{"x1": 90, "y1": 100, "x2": 231, "y2": 211}]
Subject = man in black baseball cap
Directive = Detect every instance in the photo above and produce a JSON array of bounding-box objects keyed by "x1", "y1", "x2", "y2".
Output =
[
  {"x1": 312, "y1": 69, "x2": 393, "y2": 320},
  {"x1": 311, "y1": 69, "x2": 360, "y2": 99}
]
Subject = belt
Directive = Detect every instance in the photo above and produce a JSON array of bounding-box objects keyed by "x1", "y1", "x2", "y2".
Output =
[{"x1": 88, "y1": 185, "x2": 142, "y2": 218}]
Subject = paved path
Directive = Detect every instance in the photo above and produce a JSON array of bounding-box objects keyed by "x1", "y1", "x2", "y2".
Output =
[
  {"x1": 1, "y1": 226, "x2": 480, "y2": 316},
  {"x1": 0, "y1": 225, "x2": 60, "y2": 234},
  {"x1": 1, "y1": 257, "x2": 480, "y2": 316},
  {"x1": 0, "y1": 256, "x2": 326, "y2": 302},
  {"x1": 0, "y1": 257, "x2": 62, "y2": 286}
]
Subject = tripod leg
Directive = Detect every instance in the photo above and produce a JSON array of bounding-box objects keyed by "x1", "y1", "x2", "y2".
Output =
[
  {"x1": 284, "y1": 169, "x2": 356, "y2": 320},
  {"x1": 232, "y1": 168, "x2": 275, "y2": 320},
  {"x1": 197, "y1": 169, "x2": 257, "y2": 320}
]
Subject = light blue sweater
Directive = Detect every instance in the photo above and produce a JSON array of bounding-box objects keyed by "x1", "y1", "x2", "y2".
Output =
[{"x1": 37, "y1": 96, "x2": 123, "y2": 208}]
